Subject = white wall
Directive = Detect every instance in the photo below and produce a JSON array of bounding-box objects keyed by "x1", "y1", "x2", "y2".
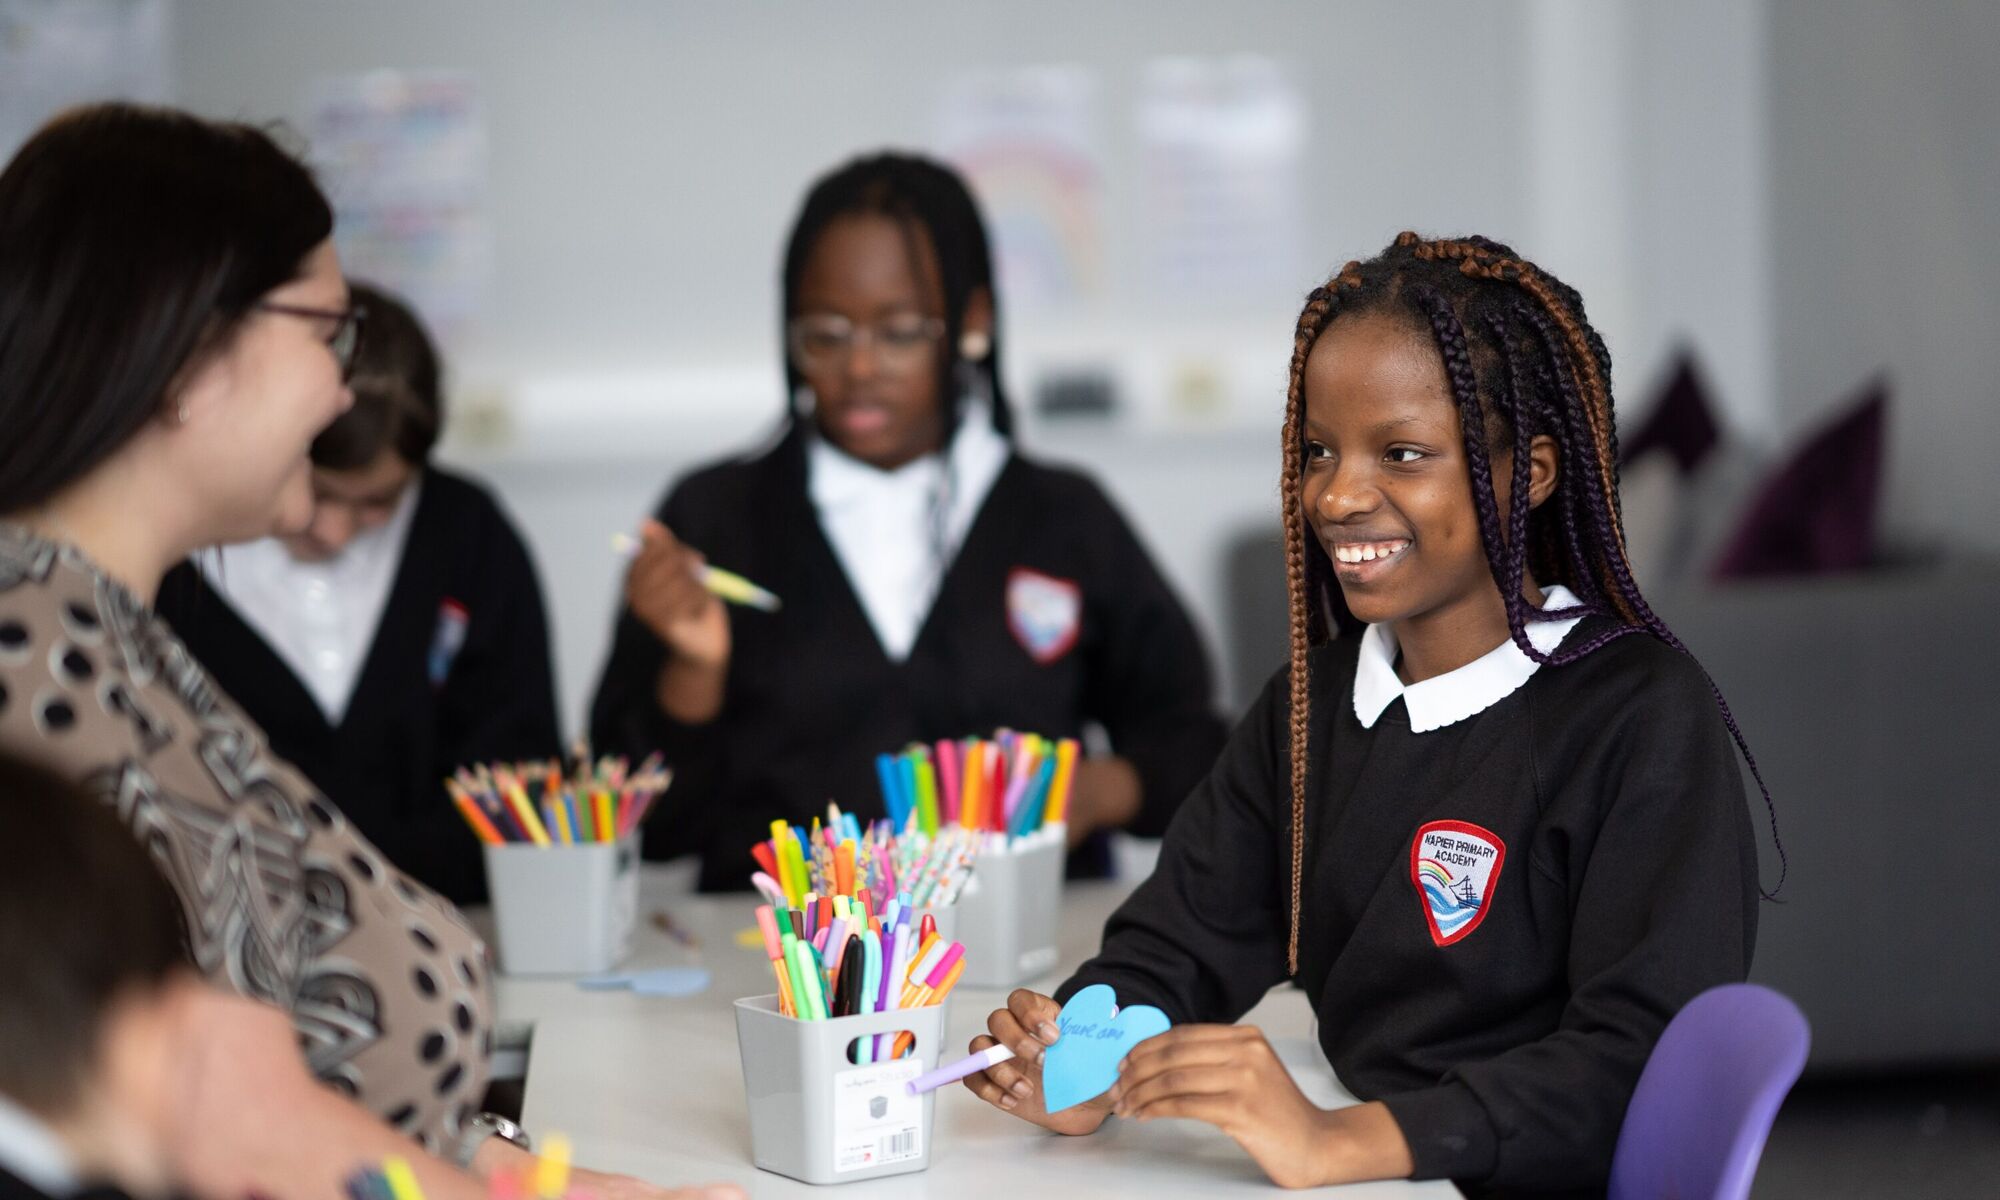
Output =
[
  {"x1": 4, "y1": 1, "x2": 1836, "y2": 728},
  {"x1": 167, "y1": 0, "x2": 1539, "y2": 379},
  {"x1": 1767, "y1": 0, "x2": 2000, "y2": 552},
  {"x1": 161, "y1": 0, "x2": 1566, "y2": 729}
]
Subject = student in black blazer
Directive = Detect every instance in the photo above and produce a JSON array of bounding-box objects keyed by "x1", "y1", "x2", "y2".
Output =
[
  {"x1": 157, "y1": 285, "x2": 560, "y2": 903},
  {"x1": 591, "y1": 153, "x2": 1227, "y2": 890}
]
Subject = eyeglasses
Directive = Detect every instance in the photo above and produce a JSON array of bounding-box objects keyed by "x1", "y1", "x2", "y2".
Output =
[
  {"x1": 258, "y1": 301, "x2": 368, "y2": 381},
  {"x1": 787, "y1": 313, "x2": 945, "y2": 373}
]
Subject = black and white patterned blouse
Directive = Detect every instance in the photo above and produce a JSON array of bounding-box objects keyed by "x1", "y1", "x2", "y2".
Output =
[{"x1": 0, "y1": 526, "x2": 493, "y2": 1151}]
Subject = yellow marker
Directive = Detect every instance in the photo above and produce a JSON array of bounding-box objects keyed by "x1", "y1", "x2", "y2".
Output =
[
  {"x1": 769, "y1": 820, "x2": 797, "y2": 903},
  {"x1": 699, "y1": 564, "x2": 781, "y2": 611},
  {"x1": 1046, "y1": 738, "x2": 1081, "y2": 827},
  {"x1": 611, "y1": 533, "x2": 782, "y2": 612},
  {"x1": 381, "y1": 1157, "x2": 425, "y2": 1200},
  {"x1": 534, "y1": 1133, "x2": 572, "y2": 1199}
]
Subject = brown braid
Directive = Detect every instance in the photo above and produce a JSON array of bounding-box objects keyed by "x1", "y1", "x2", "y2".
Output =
[{"x1": 1280, "y1": 280, "x2": 1340, "y2": 975}]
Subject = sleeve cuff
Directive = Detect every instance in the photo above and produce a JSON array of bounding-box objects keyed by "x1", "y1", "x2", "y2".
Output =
[{"x1": 1378, "y1": 1081, "x2": 1498, "y2": 1183}]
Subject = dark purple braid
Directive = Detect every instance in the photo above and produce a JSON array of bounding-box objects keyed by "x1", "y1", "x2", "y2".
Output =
[
  {"x1": 1484, "y1": 311, "x2": 1553, "y2": 627},
  {"x1": 1513, "y1": 305, "x2": 1788, "y2": 896},
  {"x1": 1410, "y1": 288, "x2": 1534, "y2": 629},
  {"x1": 1513, "y1": 304, "x2": 1645, "y2": 623},
  {"x1": 1525, "y1": 360, "x2": 1608, "y2": 609}
]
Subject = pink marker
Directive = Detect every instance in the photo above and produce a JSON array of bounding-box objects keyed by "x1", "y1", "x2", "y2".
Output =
[
  {"x1": 924, "y1": 942, "x2": 965, "y2": 989},
  {"x1": 937, "y1": 739, "x2": 962, "y2": 825}
]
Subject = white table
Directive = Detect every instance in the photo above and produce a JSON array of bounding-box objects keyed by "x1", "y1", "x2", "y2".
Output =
[{"x1": 488, "y1": 866, "x2": 1460, "y2": 1197}]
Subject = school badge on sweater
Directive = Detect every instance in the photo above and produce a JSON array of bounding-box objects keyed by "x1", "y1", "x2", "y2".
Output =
[
  {"x1": 1410, "y1": 819, "x2": 1506, "y2": 946},
  {"x1": 1005, "y1": 568, "x2": 1081, "y2": 664},
  {"x1": 427, "y1": 598, "x2": 469, "y2": 687}
]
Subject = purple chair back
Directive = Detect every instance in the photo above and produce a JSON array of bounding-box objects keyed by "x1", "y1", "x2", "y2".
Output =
[{"x1": 1609, "y1": 983, "x2": 1810, "y2": 1200}]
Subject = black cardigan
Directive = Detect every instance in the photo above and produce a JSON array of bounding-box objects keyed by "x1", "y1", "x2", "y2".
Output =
[
  {"x1": 156, "y1": 467, "x2": 561, "y2": 903},
  {"x1": 589, "y1": 429, "x2": 1227, "y2": 890}
]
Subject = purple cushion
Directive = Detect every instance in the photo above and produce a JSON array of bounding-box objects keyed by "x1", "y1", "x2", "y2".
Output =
[
  {"x1": 1711, "y1": 381, "x2": 1887, "y2": 579},
  {"x1": 1621, "y1": 351, "x2": 1722, "y2": 475}
]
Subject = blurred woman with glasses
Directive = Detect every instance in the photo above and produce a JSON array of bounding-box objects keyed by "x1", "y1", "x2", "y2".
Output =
[
  {"x1": 0, "y1": 103, "x2": 738, "y2": 1200},
  {"x1": 590, "y1": 152, "x2": 1226, "y2": 890},
  {"x1": 157, "y1": 283, "x2": 562, "y2": 906}
]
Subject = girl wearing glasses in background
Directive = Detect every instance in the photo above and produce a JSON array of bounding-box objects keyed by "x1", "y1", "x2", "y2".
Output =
[
  {"x1": 590, "y1": 152, "x2": 1226, "y2": 890},
  {"x1": 157, "y1": 283, "x2": 562, "y2": 905}
]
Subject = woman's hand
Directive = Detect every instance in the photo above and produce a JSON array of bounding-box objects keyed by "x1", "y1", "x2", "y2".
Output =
[
  {"x1": 625, "y1": 519, "x2": 729, "y2": 670},
  {"x1": 160, "y1": 982, "x2": 485, "y2": 1200},
  {"x1": 1107, "y1": 1025, "x2": 1414, "y2": 1189},
  {"x1": 959, "y1": 989, "x2": 1113, "y2": 1136}
]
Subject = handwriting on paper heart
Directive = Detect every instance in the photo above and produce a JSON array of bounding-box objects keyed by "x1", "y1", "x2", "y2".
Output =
[{"x1": 1042, "y1": 984, "x2": 1172, "y2": 1113}]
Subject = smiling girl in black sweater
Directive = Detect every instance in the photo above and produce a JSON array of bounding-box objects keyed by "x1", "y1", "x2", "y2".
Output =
[{"x1": 961, "y1": 233, "x2": 1779, "y2": 1197}]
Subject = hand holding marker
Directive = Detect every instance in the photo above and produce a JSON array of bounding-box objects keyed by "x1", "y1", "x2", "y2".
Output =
[{"x1": 611, "y1": 528, "x2": 781, "y2": 613}]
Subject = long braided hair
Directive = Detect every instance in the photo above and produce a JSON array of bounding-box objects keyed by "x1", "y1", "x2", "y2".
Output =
[{"x1": 1277, "y1": 232, "x2": 1785, "y2": 974}]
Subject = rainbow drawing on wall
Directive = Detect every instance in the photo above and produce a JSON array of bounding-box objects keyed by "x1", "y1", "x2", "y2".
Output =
[
  {"x1": 936, "y1": 65, "x2": 1102, "y2": 308},
  {"x1": 951, "y1": 142, "x2": 1101, "y2": 305},
  {"x1": 1408, "y1": 819, "x2": 1507, "y2": 947}
]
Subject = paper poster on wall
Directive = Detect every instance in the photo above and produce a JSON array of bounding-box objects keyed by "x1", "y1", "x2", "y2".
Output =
[
  {"x1": 1137, "y1": 55, "x2": 1307, "y2": 305},
  {"x1": 305, "y1": 69, "x2": 493, "y2": 343},
  {"x1": 936, "y1": 65, "x2": 1103, "y2": 310},
  {"x1": 0, "y1": 0, "x2": 172, "y2": 161}
]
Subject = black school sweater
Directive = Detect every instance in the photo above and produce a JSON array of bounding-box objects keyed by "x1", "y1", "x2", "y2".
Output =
[
  {"x1": 588, "y1": 428, "x2": 1227, "y2": 891},
  {"x1": 1059, "y1": 619, "x2": 1758, "y2": 1195},
  {"x1": 156, "y1": 468, "x2": 562, "y2": 904}
]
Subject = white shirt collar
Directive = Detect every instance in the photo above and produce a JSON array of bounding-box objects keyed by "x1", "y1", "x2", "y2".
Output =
[
  {"x1": 201, "y1": 477, "x2": 422, "y2": 723},
  {"x1": 0, "y1": 1093, "x2": 79, "y2": 1195},
  {"x1": 807, "y1": 398, "x2": 1010, "y2": 660},
  {"x1": 1352, "y1": 585, "x2": 1586, "y2": 733}
]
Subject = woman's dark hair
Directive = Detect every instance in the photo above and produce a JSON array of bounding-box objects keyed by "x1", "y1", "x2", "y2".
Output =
[
  {"x1": 310, "y1": 282, "x2": 442, "y2": 471},
  {"x1": 1275, "y1": 233, "x2": 1784, "y2": 972},
  {"x1": 779, "y1": 151, "x2": 1014, "y2": 441},
  {"x1": 0, "y1": 102, "x2": 333, "y2": 513},
  {"x1": 0, "y1": 752, "x2": 189, "y2": 1115}
]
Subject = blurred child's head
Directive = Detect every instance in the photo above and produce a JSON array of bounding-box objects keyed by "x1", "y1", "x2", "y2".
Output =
[
  {"x1": 780, "y1": 152, "x2": 1011, "y2": 471},
  {"x1": 282, "y1": 282, "x2": 441, "y2": 562},
  {"x1": 0, "y1": 753, "x2": 191, "y2": 1195}
]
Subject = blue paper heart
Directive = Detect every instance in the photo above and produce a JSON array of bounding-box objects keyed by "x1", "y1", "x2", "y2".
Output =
[{"x1": 1042, "y1": 984, "x2": 1172, "y2": 1113}]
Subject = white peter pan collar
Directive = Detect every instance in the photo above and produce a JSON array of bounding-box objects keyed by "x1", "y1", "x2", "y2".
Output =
[{"x1": 1352, "y1": 584, "x2": 1586, "y2": 733}]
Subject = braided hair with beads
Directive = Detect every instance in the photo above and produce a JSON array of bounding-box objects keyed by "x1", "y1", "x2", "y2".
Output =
[{"x1": 1276, "y1": 232, "x2": 1785, "y2": 975}]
